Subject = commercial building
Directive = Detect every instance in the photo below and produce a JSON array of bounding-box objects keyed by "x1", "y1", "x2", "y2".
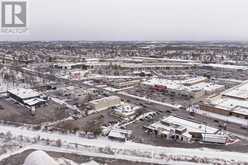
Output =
[
  {"x1": 200, "y1": 80, "x2": 248, "y2": 119},
  {"x1": 145, "y1": 116, "x2": 219, "y2": 143},
  {"x1": 143, "y1": 77, "x2": 224, "y2": 98},
  {"x1": 89, "y1": 96, "x2": 121, "y2": 112}
]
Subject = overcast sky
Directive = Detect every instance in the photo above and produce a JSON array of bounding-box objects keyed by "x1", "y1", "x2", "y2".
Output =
[{"x1": 1, "y1": 0, "x2": 248, "y2": 41}]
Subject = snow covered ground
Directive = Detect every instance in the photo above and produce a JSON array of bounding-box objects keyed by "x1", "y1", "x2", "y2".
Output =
[{"x1": 0, "y1": 124, "x2": 248, "y2": 164}]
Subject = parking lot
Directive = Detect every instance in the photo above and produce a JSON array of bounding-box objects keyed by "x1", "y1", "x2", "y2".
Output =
[{"x1": 126, "y1": 85, "x2": 192, "y2": 107}]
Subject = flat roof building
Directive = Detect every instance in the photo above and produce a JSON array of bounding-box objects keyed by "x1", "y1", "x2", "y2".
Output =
[
  {"x1": 89, "y1": 96, "x2": 121, "y2": 113},
  {"x1": 200, "y1": 80, "x2": 248, "y2": 119},
  {"x1": 8, "y1": 88, "x2": 40, "y2": 101},
  {"x1": 7, "y1": 88, "x2": 46, "y2": 110},
  {"x1": 143, "y1": 77, "x2": 224, "y2": 98}
]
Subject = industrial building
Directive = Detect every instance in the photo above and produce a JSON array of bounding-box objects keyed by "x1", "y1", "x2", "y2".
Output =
[
  {"x1": 200, "y1": 80, "x2": 248, "y2": 119},
  {"x1": 7, "y1": 88, "x2": 46, "y2": 110},
  {"x1": 143, "y1": 77, "x2": 225, "y2": 98},
  {"x1": 89, "y1": 96, "x2": 121, "y2": 112}
]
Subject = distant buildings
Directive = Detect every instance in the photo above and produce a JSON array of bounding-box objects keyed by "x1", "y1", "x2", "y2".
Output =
[{"x1": 53, "y1": 63, "x2": 85, "y2": 70}]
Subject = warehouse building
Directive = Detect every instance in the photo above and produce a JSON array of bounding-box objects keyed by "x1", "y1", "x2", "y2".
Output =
[{"x1": 200, "y1": 80, "x2": 248, "y2": 119}]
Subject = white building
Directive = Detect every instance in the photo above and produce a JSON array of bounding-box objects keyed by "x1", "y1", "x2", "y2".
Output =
[
  {"x1": 113, "y1": 103, "x2": 141, "y2": 118},
  {"x1": 89, "y1": 96, "x2": 121, "y2": 112}
]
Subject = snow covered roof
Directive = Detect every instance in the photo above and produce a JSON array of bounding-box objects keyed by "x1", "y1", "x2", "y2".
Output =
[
  {"x1": 222, "y1": 80, "x2": 248, "y2": 99},
  {"x1": 143, "y1": 78, "x2": 224, "y2": 94},
  {"x1": 206, "y1": 80, "x2": 248, "y2": 115},
  {"x1": 23, "y1": 150, "x2": 59, "y2": 165},
  {"x1": 81, "y1": 160, "x2": 100, "y2": 165},
  {"x1": 160, "y1": 116, "x2": 218, "y2": 134},
  {"x1": 108, "y1": 130, "x2": 126, "y2": 140},
  {"x1": 182, "y1": 77, "x2": 207, "y2": 85},
  {"x1": 108, "y1": 128, "x2": 132, "y2": 140},
  {"x1": 8, "y1": 88, "x2": 40, "y2": 100},
  {"x1": 201, "y1": 63, "x2": 248, "y2": 71},
  {"x1": 210, "y1": 97, "x2": 248, "y2": 115},
  {"x1": 24, "y1": 98, "x2": 45, "y2": 106}
]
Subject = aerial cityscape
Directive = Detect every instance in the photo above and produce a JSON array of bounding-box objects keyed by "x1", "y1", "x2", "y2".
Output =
[
  {"x1": 0, "y1": 41, "x2": 247, "y2": 165},
  {"x1": 1, "y1": 0, "x2": 248, "y2": 165}
]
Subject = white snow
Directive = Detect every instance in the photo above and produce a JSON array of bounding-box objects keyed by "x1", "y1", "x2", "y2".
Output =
[{"x1": 23, "y1": 150, "x2": 59, "y2": 165}]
